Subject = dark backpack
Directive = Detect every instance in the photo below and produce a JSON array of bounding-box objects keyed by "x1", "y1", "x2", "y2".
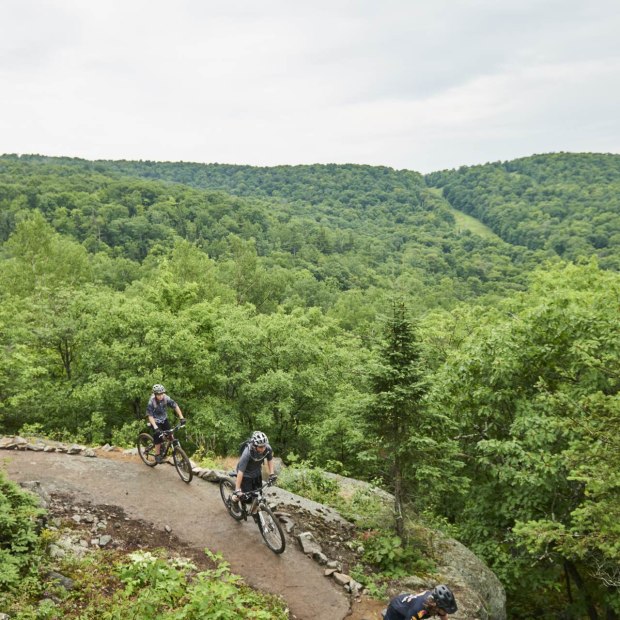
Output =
[{"x1": 238, "y1": 438, "x2": 252, "y2": 456}]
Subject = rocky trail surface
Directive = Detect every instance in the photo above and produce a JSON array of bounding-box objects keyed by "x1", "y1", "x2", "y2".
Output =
[{"x1": 2, "y1": 449, "x2": 385, "y2": 620}]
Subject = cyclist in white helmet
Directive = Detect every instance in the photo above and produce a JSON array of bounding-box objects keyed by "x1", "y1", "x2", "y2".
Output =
[
  {"x1": 233, "y1": 431, "x2": 277, "y2": 509},
  {"x1": 146, "y1": 384, "x2": 186, "y2": 464}
]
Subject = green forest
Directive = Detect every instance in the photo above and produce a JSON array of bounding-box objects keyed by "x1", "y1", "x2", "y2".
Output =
[{"x1": 1, "y1": 152, "x2": 619, "y2": 618}]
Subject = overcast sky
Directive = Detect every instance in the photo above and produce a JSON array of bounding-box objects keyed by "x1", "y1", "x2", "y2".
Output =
[{"x1": 1, "y1": 0, "x2": 619, "y2": 173}]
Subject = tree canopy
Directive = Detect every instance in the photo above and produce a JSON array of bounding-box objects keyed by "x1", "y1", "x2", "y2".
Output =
[{"x1": 1, "y1": 152, "x2": 620, "y2": 618}]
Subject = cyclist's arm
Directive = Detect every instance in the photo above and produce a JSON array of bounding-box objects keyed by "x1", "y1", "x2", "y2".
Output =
[
  {"x1": 174, "y1": 404, "x2": 184, "y2": 420},
  {"x1": 235, "y1": 450, "x2": 250, "y2": 492},
  {"x1": 266, "y1": 447, "x2": 275, "y2": 476},
  {"x1": 146, "y1": 399, "x2": 159, "y2": 430}
]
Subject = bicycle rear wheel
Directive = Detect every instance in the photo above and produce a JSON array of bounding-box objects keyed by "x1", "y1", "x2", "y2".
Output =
[
  {"x1": 172, "y1": 446, "x2": 193, "y2": 483},
  {"x1": 137, "y1": 433, "x2": 157, "y2": 467},
  {"x1": 257, "y1": 503, "x2": 286, "y2": 554},
  {"x1": 219, "y1": 478, "x2": 244, "y2": 521}
]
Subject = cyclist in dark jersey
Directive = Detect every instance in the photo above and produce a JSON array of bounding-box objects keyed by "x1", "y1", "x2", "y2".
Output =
[
  {"x1": 383, "y1": 585, "x2": 457, "y2": 620},
  {"x1": 233, "y1": 431, "x2": 277, "y2": 513},
  {"x1": 146, "y1": 384, "x2": 186, "y2": 463}
]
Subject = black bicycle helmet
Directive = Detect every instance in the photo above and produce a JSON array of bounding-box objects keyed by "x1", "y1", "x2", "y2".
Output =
[
  {"x1": 431, "y1": 585, "x2": 457, "y2": 614},
  {"x1": 152, "y1": 384, "x2": 166, "y2": 395}
]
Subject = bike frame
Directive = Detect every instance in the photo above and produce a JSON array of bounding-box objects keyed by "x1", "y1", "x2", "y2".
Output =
[
  {"x1": 137, "y1": 422, "x2": 192, "y2": 484},
  {"x1": 220, "y1": 474, "x2": 285, "y2": 554}
]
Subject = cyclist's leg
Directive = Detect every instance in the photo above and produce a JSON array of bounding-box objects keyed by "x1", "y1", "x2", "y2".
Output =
[
  {"x1": 240, "y1": 475, "x2": 257, "y2": 498},
  {"x1": 237, "y1": 475, "x2": 258, "y2": 507},
  {"x1": 154, "y1": 418, "x2": 171, "y2": 461},
  {"x1": 248, "y1": 476, "x2": 262, "y2": 518}
]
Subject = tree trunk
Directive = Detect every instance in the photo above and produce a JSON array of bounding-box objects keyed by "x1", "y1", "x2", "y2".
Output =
[
  {"x1": 564, "y1": 562, "x2": 573, "y2": 605},
  {"x1": 565, "y1": 560, "x2": 598, "y2": 620},
  {"x1": 57, "y1": 339, "x2": 72, "y2": 380},
  {"x1": 393, "y1": 463, "x2": 404, "y2": 538}
]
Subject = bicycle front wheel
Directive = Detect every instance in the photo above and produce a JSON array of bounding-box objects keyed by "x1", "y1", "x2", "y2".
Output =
[
  {"x1": 219, "y1": 478, "x2": 244, "y2": 521},
  {"x1": 172, "y1": 446, "x2": 193, "y2": 483},
  {"x1": 137, "y1": 433, "x2": 157, "y2": 467},
  {"x1": 257, "y1": 503, "x2": 286, "y2": 554}
]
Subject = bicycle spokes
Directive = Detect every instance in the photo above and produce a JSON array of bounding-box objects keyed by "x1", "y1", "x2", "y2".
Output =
[{"x1": 257, "y1": 504, "x2": 286, "y2": 554}]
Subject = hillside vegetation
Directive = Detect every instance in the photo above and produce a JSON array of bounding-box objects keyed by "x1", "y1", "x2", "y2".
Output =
[
  {"x1": 427, "y1": 152, "x2": 620, "y2": 269},
  {"x1": 1, "y1": 152, "x2": 619, "y2": 619}
]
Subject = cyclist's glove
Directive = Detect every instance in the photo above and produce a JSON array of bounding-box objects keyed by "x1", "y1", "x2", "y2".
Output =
[
  {"x1": 180, "y1": 418, "x2": 187, "y2": 426},
  {"x1": 268, "y1": 474, "x2": 278, "y2": 485}
]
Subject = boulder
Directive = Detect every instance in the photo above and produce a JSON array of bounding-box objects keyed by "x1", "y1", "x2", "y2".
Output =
[
  {"x1": 297, "y1": 531, "x2": 323, "y2": 557},
  {"x1": 431, "y1": 532, "x2": 506, "y2": 620}
]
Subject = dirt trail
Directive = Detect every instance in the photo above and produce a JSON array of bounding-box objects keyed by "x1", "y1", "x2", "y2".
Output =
[{"x1": 3, "y1": 450, "x2": 350, "y2": 620}]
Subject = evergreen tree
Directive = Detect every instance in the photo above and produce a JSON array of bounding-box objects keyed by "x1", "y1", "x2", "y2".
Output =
[{"x1": 367, "y1": 302, "x2": 429, "y2": 536}]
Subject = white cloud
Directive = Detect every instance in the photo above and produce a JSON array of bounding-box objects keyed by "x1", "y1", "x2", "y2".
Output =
[{"x1": 1, "y1": 0, "x2": 619, "y2": 171}]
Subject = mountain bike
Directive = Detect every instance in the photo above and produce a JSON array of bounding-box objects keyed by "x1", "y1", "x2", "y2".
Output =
[
  {"x1": 137, "y1": 422, "x2": 193, "y2": 484},
  {"x1": 219, "y1": 473, "x2": 286, "y2": 554}
]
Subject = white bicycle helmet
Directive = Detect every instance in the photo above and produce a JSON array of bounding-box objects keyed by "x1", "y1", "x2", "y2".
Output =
[
  {"x1": 249, "y1": 431, "x2": 269, "y2": 461},
  {"x1": 251, "y1": 431, "x2": 268, "y2": 446},
  {"x1": 152, "y1": 384, "x2": 166, "y2": 394}
]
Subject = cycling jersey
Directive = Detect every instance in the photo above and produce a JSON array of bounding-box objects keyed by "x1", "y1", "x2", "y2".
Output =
[
  {"x1": 146, "y1": 395, "x2": 177, "y2": 424},
  {"x1": 237, "y1": 444, "x2": 273, "y2": 479},
  {"x1": 385, "y1": 591, "x2": 433, "y2": 620}
]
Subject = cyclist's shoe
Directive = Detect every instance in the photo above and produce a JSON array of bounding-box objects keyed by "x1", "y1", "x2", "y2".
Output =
[
  {"x1": 252, "y1": 513, "x2": 260, "y2": 523},
  {"x1": 155, "y1": 455, "x2": 163, "y2": 464}
]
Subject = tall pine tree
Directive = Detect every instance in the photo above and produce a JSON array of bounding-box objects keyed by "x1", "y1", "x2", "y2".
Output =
[
  {"x1": 368, "y1": 301, "x2": 426, "y2": 537},
  {"x1": 368, "y1": 300, "x2": 460, "y2": 536}
]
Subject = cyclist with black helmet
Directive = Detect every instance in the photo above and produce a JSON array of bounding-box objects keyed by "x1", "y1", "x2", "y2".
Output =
[
  {"x1": 146, "y1": 384, "x2": 186, "y2": 464},
  {"x1": 382, "y1": 585, "x2": 458, "y2": 619},
  {"x1": 233, "y1": 431, "x2": 277, "y2": 510}
]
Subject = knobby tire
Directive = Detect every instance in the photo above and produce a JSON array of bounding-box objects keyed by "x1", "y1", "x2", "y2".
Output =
[
  {"x1": 219, "y1": 478, "x2": 243, "y2": 521},
  {"x1": 137, "y1": 433, "x2": 157, "y2": 467},
  {"x1": 173, "y1": 446, "x2": 193, "y2": 483},
  {"x1": 257, "y1": 503, "x2": 286, "y2": 554}
]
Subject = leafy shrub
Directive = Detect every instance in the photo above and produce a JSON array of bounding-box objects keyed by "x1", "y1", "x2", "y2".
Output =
[
  {"x1": 349, "y1": 563, "x2": 388, "y2": 599},
  {"x1": 190, "y1": 446, "x2": 223, "y2": 469},
  {"x1": 110, "y1": 420, "x2": 142, "y2": 448},
  {"x1": 75, "y1": 412, "x2": 107, "y2": 445},
  {"x1": 0, "y1": 471, "x2": 45, "y2": 589},
  {"x1": 335, "y1": 485, "x2": 390, "y2": 529},
  {"x1": 278, "y1": 463, "x2": 340, "y2": 504},
  {"x1": 96, "y1": 548, "x2": 288, "y2": 619},
  {"x1": 18, "y1": 422, "x2": 47, "y2": 437},
  {"x1": 358, "y1": 530, "x2": 434, "y2": 577}
]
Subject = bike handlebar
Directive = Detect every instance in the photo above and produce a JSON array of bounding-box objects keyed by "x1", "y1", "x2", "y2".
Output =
[
  {"x1": 234, "y1": 478, "x2": 277, "y2": 500},
  {"x1": 158, "y1": 421, "x2": 186, "y2": 436}
]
